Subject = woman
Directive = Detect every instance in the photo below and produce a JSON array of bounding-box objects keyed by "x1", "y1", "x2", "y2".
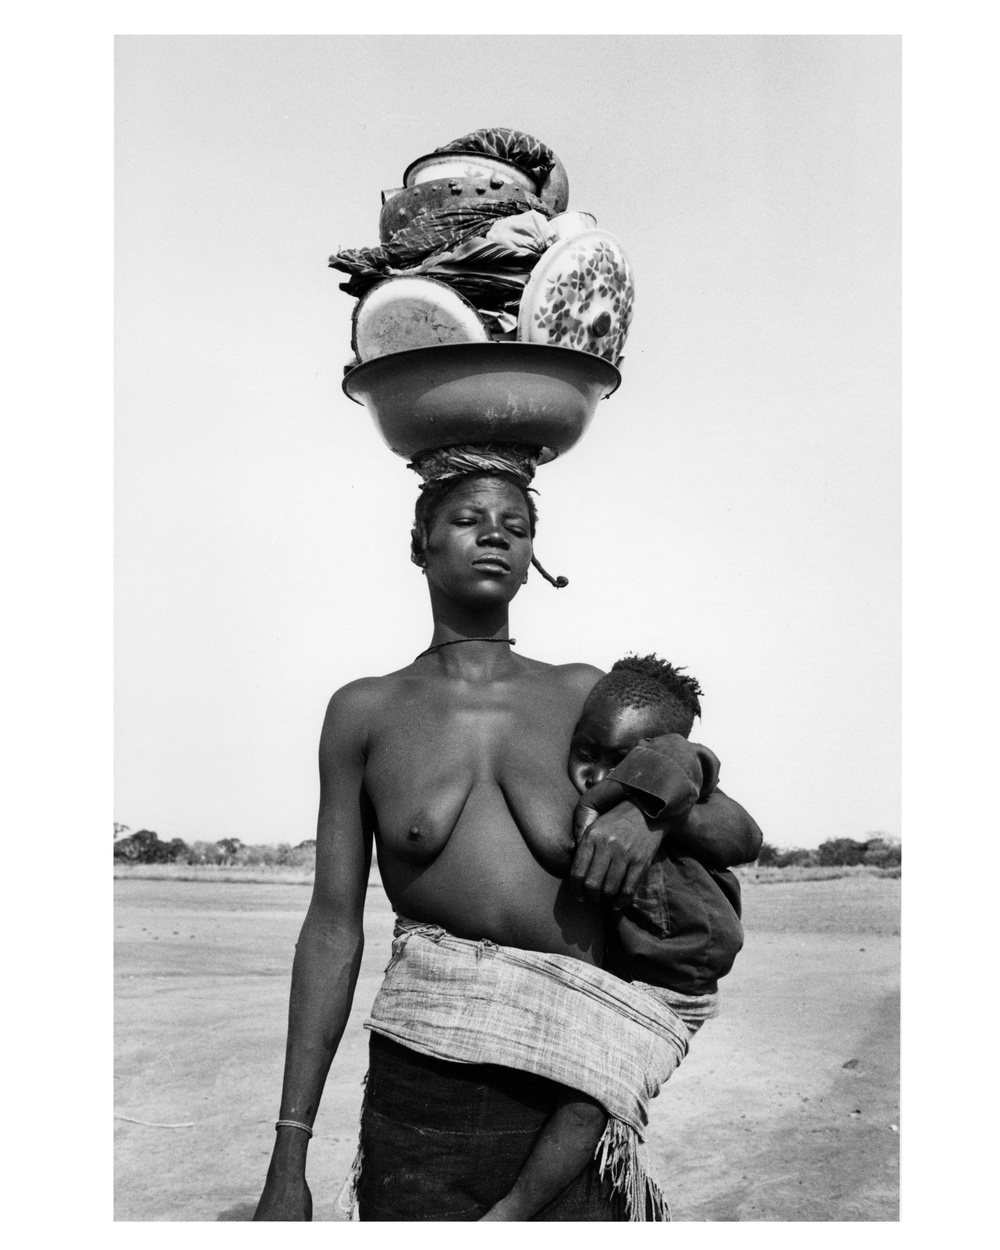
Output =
[{"x1": 254, "y1": 466, "x2": 759, "y2": 1221}]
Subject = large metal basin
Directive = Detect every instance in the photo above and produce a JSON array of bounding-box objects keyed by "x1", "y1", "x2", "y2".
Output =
[{"x1": 342, "y1": 342, "x2": 621, "y2": 460}]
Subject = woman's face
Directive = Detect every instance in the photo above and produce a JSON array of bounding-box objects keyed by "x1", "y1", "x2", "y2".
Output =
[{"x1": 421, "y1": 477, "x2": 534, "y2": 606}]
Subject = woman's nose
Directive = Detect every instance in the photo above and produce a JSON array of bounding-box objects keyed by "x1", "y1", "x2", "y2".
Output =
[{"x1": 478, "y1": 524, "x2": 509, "y2": 547}]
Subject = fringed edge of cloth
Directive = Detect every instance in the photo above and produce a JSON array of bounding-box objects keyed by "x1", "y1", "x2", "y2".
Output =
[
  {"x1": 595, "y1": 1116, "x2": 671, "y2": 1222},
  {"x1": 334, "y1": 1072, "x2": 367, "y2": 1222},
  {"x1": 334, "y1": 1074, "x2": 670, "y2": 1223}
]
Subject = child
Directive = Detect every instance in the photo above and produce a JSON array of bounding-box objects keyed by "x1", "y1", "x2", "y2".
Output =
[{"x1": 481, "y1": 655, "x2": 746, "y2": 1221}]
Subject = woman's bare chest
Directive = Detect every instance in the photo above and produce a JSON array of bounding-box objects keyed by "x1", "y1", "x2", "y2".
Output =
[{"x1": 363, "y1": 678, "x2": 579, "y2": 864}]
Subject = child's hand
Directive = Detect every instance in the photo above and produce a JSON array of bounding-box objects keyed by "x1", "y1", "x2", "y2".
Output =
[
  {"x1": 572, "y1": 778, "x2": 627, "y2": 842},
  {"x1": 571, "y1": 780, "x2": 661, "y2": 909}
]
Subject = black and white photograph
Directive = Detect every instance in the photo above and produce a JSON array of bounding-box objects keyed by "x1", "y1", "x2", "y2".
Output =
[{"x1": 108, "y1": 29, "x2": 908, "y2": 1225}]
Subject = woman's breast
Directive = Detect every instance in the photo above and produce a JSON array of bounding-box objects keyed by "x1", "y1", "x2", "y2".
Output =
[
  {"x1": 366, "y1": 712, "x2": 578, "y2": 864},
  {"x1": 368, "y1": 759, "x2": 602, "y2": 963}
]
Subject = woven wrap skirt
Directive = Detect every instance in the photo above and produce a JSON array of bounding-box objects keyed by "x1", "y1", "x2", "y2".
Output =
[{"x1": 355, "y1": 1032, "x2": 626, "y2": 1221}]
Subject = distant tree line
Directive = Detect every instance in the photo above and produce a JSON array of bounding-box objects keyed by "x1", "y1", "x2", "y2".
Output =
[
  {"x1": 113, "y1": 826, "x2": 317, "y2": 867},
  {"x1": 755, "y1": 834, "x2": 900, "y2": 869},
  {"x1": 114, "y1": 826, "x2": 899, "y2": 872}
]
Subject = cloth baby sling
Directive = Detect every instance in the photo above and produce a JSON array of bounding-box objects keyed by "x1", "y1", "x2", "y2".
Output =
[{"x1": 339, "y1": 917, "x2": 699, "y2": 1221}]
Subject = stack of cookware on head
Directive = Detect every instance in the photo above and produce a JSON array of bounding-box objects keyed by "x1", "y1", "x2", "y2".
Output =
[{"x1": 332, "y1": 128, "x2": 635, "y2": 464}]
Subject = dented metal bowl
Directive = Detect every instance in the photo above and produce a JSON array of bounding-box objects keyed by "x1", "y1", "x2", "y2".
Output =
[
  {"x1": 403, "y1": 153, "x2": 536, "y2": 192},
  {"x1": 342, "y1": 342, "x2": 620, "y2": 460},
  {"x1": 379, "y1": 176, "x2": 539, "y2": 243}
]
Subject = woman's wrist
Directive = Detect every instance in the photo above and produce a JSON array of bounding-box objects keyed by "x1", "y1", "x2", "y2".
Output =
[{"x1": 271, "y1": 1126, "x2": 310, "y2": 1165}]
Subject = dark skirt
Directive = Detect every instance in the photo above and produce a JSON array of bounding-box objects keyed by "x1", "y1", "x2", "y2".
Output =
[{"x1": 356, "y1": 1032, "x2": 626, "y2": 1221}]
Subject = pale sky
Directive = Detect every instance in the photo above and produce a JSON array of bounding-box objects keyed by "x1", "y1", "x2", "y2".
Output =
[{"x1": 115, "y1": 34, "x2": 900, "y2": 850}]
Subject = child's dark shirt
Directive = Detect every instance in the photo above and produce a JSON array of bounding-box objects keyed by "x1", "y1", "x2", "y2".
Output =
[{"x1": 603, "y1": 735, "x2": 745, "y2": 996}]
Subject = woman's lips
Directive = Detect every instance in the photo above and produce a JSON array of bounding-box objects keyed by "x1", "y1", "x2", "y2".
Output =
[{"x1": 472, "y1": 556, "x2": 510, "y2": 572}]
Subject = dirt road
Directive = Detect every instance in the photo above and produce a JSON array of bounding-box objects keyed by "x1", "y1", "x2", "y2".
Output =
[{"x1": 114, "y1": 873, "x2": 899, "y2": 1221}]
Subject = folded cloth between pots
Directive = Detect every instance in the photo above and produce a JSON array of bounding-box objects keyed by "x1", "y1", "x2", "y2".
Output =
[
  {"x1": 411, "y1": 210, "x2": 554, "y2": 272},
  {"x1": 330, "y1": 199, "x2": 551, "y2": 298},
  {"x1": 348, "y1": 917, "x2": 693, "y2": 1220},
  {"x1": 379, "y1": 210, "x2": 552, "y2": 311}
]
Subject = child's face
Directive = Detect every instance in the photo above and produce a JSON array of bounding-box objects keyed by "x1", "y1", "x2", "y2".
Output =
[{"x1": 568, "y1": 694, "x2": 670, "y2": 793}]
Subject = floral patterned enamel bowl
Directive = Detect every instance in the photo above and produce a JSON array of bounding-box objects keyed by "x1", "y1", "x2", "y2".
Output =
[
  {"x1": 518, "y1": 229, "x2": 635, "y2": 365},
  {"x1": 342, "y1": 342, "x2": 620, "y2": 460}
]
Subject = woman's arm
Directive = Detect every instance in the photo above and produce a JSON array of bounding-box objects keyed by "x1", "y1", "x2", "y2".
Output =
[{"x1": 254, "y1": 683, "x2": 376, "y2": 1221}]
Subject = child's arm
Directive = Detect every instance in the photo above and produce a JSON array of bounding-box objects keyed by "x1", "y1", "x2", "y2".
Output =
[
  {"x1": 479, "y1": 1091, "x2": 608, "y2": 1221},
  {"x1": 571, "y1": 735, "x2": 761, "y2": 906},
  {"x1": 594, "y1": 733, "x2": 761, "y2": 867},
  {"x1": 672, "y1": 787, "x2": 762, "y2": 868},
  {"x1": 570, "y1": 732, "x2": 711, "y2": 907}
]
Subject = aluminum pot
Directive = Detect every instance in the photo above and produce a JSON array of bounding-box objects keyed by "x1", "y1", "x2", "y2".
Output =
[
  {"x1": 379, "y1": 177, "x2": 539, "y2": 243},
  {"x1": 403, "y1": 153, "x2": 536, "y2": 192},
  {"x1": 342, "y1": 342, "x2": 620, "y2": 460},
  {"x1": 402, "y1": 150, "x2": 570, "y2": 214}
]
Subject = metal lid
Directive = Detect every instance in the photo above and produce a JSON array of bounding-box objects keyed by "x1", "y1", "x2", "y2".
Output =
[{"x1": 351, "y1": 277, "x2": 489, "y2": 362}]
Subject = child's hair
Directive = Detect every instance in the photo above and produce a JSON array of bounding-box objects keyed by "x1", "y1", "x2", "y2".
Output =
[{"x1": 596, "y1": 653, "x2": 704, "y2": 738}]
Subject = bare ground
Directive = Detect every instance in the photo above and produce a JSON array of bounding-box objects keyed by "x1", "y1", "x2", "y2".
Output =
[{"x1": 114, "y1": 873, "x2": 899, "y2": 1221}]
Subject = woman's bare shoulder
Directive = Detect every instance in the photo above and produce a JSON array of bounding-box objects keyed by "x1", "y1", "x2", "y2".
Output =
[
  {"x1": 518, "y1": 656, "x2": 606, "y2": 695},
  {"x1": 322, "y1": 675, "x2": 412, "y2": 725},
  {"x1": 319, "y1": 671, "x2": 414, "y2": 758}
]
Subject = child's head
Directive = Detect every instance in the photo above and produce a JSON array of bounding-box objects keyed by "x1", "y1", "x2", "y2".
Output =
[{"x1": 568, "y1": 654, "x2": 703, "y2": 793}]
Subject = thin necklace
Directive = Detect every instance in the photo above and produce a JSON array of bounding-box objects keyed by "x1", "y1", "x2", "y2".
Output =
[{"x1": 415, "y1": 637, "x2": 516, "y2": 660}]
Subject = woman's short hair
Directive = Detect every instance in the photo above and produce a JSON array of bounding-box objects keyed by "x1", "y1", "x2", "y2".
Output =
[{"x1": 410, "y1": 471, "x2": 538, "y2": 565}]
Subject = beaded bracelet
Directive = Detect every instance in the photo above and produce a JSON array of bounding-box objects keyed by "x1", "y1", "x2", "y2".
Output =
[{"x1": 275, "y1": 1119, "x2": 314, "y2": 1137}]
